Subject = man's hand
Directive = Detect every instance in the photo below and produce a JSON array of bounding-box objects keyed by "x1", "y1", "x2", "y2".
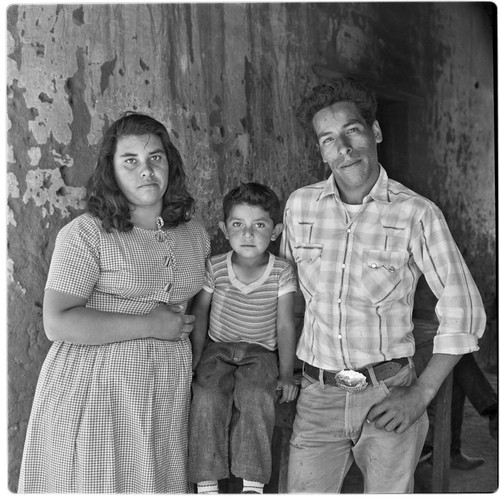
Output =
[
  {"x1": 367, "y1": 353, "x2": 462, "y2": 434},
  {"x1": 366, "y1": 383, "x2": 428, "y2": 433}
]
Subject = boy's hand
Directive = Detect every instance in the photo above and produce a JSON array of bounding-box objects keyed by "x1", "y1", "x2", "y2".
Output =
[{"x1": 277, "y1": 375, "x2": 299, "y2": 403}]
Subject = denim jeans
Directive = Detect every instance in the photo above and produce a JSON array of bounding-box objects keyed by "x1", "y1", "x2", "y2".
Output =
[
  {"x1": 188, "y1": 341, "x2": 278, "y2": 484},
  {"x1": 287, "y1": 360, "x2": 429, "y2": 493}
]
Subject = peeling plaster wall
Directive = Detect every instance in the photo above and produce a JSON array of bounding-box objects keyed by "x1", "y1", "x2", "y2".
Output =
[
  {"x1": 7, "y1": 3, "x2": 495, "y2": 491},
  {"x1": 405, "y1": 4, "x2": 496, "y2": 366},
  {"x1": 425, "y1": 5, "x2": 496, "y2": 301}
]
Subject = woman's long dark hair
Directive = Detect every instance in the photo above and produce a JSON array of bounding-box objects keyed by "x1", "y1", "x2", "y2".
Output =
[{"x1": 85, "y1": 113, "x2": 195, "y2": 232}]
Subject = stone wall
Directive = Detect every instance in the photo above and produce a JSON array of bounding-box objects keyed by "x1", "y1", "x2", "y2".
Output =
[{"x1": 7, "y1": 2, "x2": 495, "y2": 491}]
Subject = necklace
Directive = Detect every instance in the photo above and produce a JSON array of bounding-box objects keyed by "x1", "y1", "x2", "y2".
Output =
[{"x1": 155, "y1": 216, "x2": 167, "y2": 242}]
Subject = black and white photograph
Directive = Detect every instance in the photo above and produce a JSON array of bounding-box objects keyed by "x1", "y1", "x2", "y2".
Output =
[{"x1": 6, "y1": 2, "x2": 497, "y2": 494}]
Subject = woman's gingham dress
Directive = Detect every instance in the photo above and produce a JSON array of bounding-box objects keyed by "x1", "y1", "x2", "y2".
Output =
[{"x1": 18, "y1": 213, "x2": 209, "y2": 493}]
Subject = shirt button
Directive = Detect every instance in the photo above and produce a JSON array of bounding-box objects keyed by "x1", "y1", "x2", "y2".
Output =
[
  {"x1": 338, "y1": 334, "x2": 342, "y2": 339},
  {"x1": 371, "y1": 263, "x2": 378, "y2": 269},
  {"x1": 341, "y1": 264, "x2": 346, "y2": 268},
  {"x1": 347, "y1": 228, "x2": 351, "y2": 233},
  {"x1": 337, "y1": 298, "x2": 342, "y2": 303}
]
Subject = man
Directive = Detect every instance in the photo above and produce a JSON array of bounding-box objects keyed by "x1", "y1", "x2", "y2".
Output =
[{"x1": 280, "y1": 78, "x2": 486, "y2": 493}]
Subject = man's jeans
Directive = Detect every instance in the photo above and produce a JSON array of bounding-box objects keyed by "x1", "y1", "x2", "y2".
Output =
[
  {"x1": 287, "y1": 361, "x2": 429, "y2": 493},
  {"x1": 188, "y1": 341, "x2": 278, "y2": 484}
]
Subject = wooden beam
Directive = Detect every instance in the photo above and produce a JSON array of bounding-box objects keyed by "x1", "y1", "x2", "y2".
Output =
[{"x1": 432, "y1": 371, "x2": 453, "y2": 492}]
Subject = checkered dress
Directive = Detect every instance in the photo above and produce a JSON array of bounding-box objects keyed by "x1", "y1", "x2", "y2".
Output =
[{"x1": 18, "y1": 214, "x2": 210, "y2": 493}]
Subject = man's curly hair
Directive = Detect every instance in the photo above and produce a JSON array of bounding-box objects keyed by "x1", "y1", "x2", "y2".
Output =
[
  {"x1": 296, "y1": 78, "x2": 378, "y2": 139},
  {"x1": 85, "y1": 113, "x2": 195, "y2": 232}
]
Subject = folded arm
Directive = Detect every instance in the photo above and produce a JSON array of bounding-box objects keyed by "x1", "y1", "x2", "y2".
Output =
[{"x1": 43, "y1": 289, "x2": 194, "y2": 345}]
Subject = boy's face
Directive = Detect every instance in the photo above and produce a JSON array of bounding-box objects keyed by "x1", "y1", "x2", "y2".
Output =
[{"x1": 219, "y1": 203, "x2": 283, "y2": 259}]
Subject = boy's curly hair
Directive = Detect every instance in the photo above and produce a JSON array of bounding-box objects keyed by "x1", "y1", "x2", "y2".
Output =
[
  {"x1": 222, "y1": 182, "x2": 281, "y2": 225},
  {"x1": 85, "y1": 113, "x2": 194, "y2": 232}
]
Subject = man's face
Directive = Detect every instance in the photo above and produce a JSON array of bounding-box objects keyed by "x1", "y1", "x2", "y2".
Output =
[{"x1": 313, "y1": 101, "x2": 383, "y2": 202}]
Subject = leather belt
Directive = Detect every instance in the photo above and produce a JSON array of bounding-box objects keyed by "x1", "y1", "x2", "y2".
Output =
[{"x1": 303, "y1": 357, "x2": 410, "y2": 386}]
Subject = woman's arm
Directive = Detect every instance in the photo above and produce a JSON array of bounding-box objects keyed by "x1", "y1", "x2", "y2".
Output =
[
  {"x1": 276, "y1": 291, "x2": 299, "y2": 402},
  {"x1": 190, "y1": 289, "x2": 213, "y2": 371},
  {"x1": 43, "y1": 289, "x2": 194, "y2": 345}
]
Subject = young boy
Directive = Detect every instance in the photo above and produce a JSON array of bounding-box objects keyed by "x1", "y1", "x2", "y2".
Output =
[{"x1": 188, "y1": 182, "x2": 299, "y2": 494}]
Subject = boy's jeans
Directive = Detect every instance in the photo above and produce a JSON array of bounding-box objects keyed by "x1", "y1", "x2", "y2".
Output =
[
  {"x1": 188, "y1": 341, "x2": 278, "y2": 484},
  {"x1": 287, "y1": 361, "x2": 429, "y2": 493}
]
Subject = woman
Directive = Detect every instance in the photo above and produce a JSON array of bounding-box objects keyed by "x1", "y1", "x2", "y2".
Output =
[{"x1": 18, "y1": 113, "x2": 210, "y2": 493}]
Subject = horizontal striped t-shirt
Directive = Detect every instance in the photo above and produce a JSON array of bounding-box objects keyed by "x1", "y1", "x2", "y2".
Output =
[{"x1": 204, "y1": 251, "x2": 297, "y2": 351}]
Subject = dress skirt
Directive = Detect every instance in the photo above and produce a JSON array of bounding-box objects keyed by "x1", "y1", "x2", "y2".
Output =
[{"x1": 18, "y1": 337, "x2": 193, "y2": 493}]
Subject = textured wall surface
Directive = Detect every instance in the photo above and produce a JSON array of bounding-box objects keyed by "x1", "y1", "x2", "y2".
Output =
[{"x1": 7, "y1": 3, "x2": 495, "y2": 491}]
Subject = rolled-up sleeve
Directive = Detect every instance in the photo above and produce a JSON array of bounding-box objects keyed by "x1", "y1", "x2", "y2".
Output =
[{"x1": 410, "y1": 203, "x2": 486, "y2": 355}]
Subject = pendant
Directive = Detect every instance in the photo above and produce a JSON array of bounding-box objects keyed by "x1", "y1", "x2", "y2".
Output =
[{"x1": 155, "y1": 216, "x2": 167, "y2": 242}]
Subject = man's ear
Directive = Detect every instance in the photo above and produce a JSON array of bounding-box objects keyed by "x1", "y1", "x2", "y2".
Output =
[
  {"x1": 218, "y1": 220, "x2": 229, "y2": 239},
  {"x1": 271, "y1": 223, "x2": 284, "y2": 241},
  {"x1": 372, "y1": 120, "x2": 383, "y2": 144}
]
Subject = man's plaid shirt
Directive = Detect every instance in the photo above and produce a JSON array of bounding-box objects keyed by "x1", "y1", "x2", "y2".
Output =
[{"x1": 280, "y1": 166, "x2": 486, "y2": 371}]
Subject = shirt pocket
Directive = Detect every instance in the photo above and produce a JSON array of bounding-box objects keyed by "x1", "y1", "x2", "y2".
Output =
[
  {"x1": 361, "y1": 249, "x2": 407, "y2": 304},
  {"x1": 294, "y1": 243, "x2": 323, "y2": 263},
  {"x1": 293, "y1": 243, "x2": 324, "y2": 293}
]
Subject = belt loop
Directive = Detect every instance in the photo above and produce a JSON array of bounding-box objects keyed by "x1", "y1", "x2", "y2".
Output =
[
  {"x1": 319, "y1": 369, "x2": 325, "y2": 389},
  {"x1": 407, "y1": 357, "x2": 414, "y2": 369},
  {"x1": 366, "y1": 365, "x2": 379, "y2": 387}
]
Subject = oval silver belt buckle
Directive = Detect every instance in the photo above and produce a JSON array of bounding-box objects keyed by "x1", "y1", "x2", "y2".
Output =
[{"x1": 334, "y1": 370, "x2": 368, "y2": 393}]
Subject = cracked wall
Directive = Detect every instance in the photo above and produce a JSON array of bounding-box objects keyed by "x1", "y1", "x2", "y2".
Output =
[{"x1": 7, "y1": 3, "x2": 495, "y2": 491}]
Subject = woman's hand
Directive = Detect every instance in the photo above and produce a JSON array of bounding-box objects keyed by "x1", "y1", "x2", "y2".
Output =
[{"x1": 147, "y1": 304, "x2": 195, "y2": 341}]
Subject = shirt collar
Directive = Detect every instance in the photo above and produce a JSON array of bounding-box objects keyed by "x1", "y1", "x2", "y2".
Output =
[
  {"x1": 317, "y1": 174, "x2": 338, "y2": 201},
  {"x1": 318, "y1": 164, "x2": 391, "y2": 204}
]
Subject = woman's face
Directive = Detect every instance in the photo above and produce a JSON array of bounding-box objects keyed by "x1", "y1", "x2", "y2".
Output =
[{"x1": 113, "y1": 134, "x2": 169, "y2": 213}]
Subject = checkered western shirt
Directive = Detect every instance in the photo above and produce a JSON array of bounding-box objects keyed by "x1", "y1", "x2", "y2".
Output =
[{"x1": 280, "y1": 166, "x2": 486, "y2": 371}]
